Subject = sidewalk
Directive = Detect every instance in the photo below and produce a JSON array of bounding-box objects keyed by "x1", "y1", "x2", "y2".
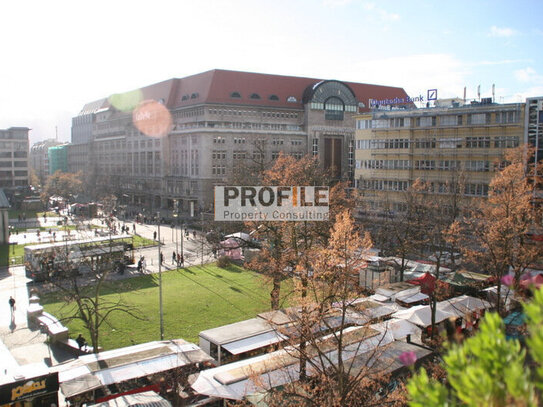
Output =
[{"x1": 0, "y1": 265, "x2": 74, "y2": 383}]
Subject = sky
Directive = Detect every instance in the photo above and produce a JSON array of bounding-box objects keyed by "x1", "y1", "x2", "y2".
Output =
[{"x1": 1, "y1": 0, "x2": 542, "y2": 145}]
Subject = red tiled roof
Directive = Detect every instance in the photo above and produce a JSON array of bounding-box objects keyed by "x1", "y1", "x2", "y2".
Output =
[
  {"x1": 96, "y1": 69, "x2": 410, "y2": 112},
  {"x1": 172, "y1": 69, "x2": 410, "y2": 112}
]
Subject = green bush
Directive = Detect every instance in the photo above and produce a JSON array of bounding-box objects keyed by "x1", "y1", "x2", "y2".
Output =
[
  {"x1": 217, "y1": 256, "x2": 231, "y2": 268},
  {"x1": 407, "y1": 288, "x2": 543, "y2": 406}
]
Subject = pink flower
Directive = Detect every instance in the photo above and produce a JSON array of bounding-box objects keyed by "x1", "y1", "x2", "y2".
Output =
[
  {"x1": 520, "y1": 273, "x2": 531, "y2": 282},
  {"x1": 501, "y1": 274, "x2": 514, "y2": 287},
  {"x1": 399, "y1": 351, "x2": 417, "y2": 367}
]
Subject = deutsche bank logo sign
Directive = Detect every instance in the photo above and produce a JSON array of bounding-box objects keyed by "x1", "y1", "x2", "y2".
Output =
[{"x1": 214, "y1": 186, "x2": 330, "y2": 221}]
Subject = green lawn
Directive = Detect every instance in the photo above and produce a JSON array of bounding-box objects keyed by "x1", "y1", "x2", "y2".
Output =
[
  {"x1": 41, "y1": 264, "x2": 288, "y2": 350},
  {"x1": 9, "y1": 210, "x2": 56, "y2": 220}
]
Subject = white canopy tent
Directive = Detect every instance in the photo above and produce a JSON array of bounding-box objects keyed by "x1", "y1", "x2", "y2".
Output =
[
  {"x1": 192, "y1": 326, "x2": 394, "y2": 401},
  {"x1": 391, "y1": 304, "x2": 456, "y2": 328},
  {"x1": 437, "y1": 295, "x2": 492, "y2": 318}
]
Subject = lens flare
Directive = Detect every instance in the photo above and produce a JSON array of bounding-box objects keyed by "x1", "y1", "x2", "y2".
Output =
[
  {"x1": 132, "y1": 100, "x2": 172, "y2": 138},
  {"x1": 109, "y1": 89, "x2": 143, "y2": 112}
]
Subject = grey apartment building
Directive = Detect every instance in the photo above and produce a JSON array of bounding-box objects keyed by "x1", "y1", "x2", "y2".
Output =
[
  {"x1": 0, "y1": 127, "x2": 29, "y2": 189},
  {"x1": 71, "y1": 69, "x2": 409, "y2": 213}
]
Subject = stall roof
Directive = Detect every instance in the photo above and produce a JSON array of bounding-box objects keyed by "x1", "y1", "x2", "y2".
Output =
[
  {"x1": 396, "y1": 292, "x2": 429, "y2": 304},
  {"x1": 199, "y1": 318, "x2": 274, "y2": 345},
  {"x1": 392, "y1": 304, "x2": 456, "y2": 328},
  {"x1": 370, "y1": 318, "x2": 422, "y2": 341},
  {"x1": 437, "y1": 295, "x2": 492, "y2": 317},
  {"x1": 348, "y1": 341, "x2": 433, "y2": 377},
  {"x1": 192, "y1": 326, "x2": 394, "y2": 401},
  {"x1": 221, "y1": 331, "x2": 287, "y2": 356},
  {"x1": 53, "y1": 340, "x2": 212, "y2": 399},
  {"x1": 88, "y1": 391, "x2": 172, "y2": 407}
]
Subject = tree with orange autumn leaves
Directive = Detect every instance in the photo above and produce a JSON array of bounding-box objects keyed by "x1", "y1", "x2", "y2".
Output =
[
  {"x1": 450, "y1": 145, "x2": 543, "y2": 314},
  {"x1": 247, "y1": 152, "x2": 353, "y2": 310},
  {"x1": 257, "y1": 210, "x2": 407, "y2": 407}
]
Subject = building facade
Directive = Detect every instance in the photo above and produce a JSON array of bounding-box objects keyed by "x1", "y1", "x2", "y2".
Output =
[
  {"x1": 30, "y1": 139, "x2": 66, "y2": 184},
  {"x1": 0, "y1": 127, "x2": 29, "y2": 189},
  {"x1": 71, "y1": 69, "x2": 409, "y2": 213},
  {"x1": 354, "y1": 99, "x2": 527, "y2": 217},
  {"x1": 48, "y1": 144, "x2": 69, "y2": 174}
]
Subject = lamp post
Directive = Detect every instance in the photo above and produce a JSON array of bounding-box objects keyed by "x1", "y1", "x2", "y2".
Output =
[
  {"x1": 172, "y1": 200, "x2": 179, "y2": 267},
  {"x1": 157, "y1": 212, "x2": 164, "y2": 340}
]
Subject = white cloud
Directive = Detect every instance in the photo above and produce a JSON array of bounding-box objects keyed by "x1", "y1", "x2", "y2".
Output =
[
  {"x1": 322, "y1": 0, "x2": 355, "y2": 6},
  {"x1": 474, "y1": 59, "x2": 528, "y2": 66},
  {"x1": 323, "y1": 0, "x2": 399, "y2": 21},
  {"x1": 510, "y1": 86, "x2": 543, "y2": 102},
  {"x1": 362, "y1": 1, "x2": 400, "y2": 21},
  {"x1": 489, "y1": 25, "x2": 517, "y2": 37},
  {"x1": 515, "y1": 67, "x2": 543, "y2": 84},
  {"x1": 342, "y1": 54, "x2": 467, "y2": 100}
]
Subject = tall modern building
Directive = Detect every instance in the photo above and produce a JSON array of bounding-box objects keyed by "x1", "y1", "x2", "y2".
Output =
[
  {"x1": 30, "y1": 139, "x2": 66, "y2": 184},
  {"x1": 48, "y1": 144, "x2": 69, "y2": 174},
  {"x1": 71, "y1": 69, "x2": 410, "y2": 213},
  {"x1": 0, "y1": 127, "x2": 29, "y2": 189},
  {"x1": 354, "y1": 98, "x2": 529, "y2": 217}
]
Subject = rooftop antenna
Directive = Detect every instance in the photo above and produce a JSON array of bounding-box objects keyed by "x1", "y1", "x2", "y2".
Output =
[
  {"x1": 55, "y1": 126, "x2": 58, "y2": 141},
  {"x1": 477, "y1": 85, "x2": 481, "y2": 101},
  {"x1": 492, "y1": 84, "x2": 495, "y2": 103},
  {"x1": 463, "y1": 86, "x2": 466, "y2": 103}
]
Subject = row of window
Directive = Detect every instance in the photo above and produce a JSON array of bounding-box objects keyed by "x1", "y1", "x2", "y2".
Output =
[
  {"x1": 0, "y1": 161, "x2": 29, "y2": 168},
  {"x1": 0, "y1": 151, "x2": 28, "y2": 158},
  {"x1": 310, "y1": 102, "x2": 358, "y2": 112},
  {"x1": 208, "y1": 109, "x2": 299, "y2": 119},
  {"x1": 213, "y1": 136, "x2": 304, "y2": 145},
  {"x1": 356, "y1": 136, "x2": 519, "y2": 150},
  {"x1": 211, "y1": 165, "x2": 226, "y2": 175},
  {"x1": 0, "y1": 170, "x2": 27, "y2": 177},
  {"x1": 0, "y1": 142, "x2": 27, "y2": 150},
  {"x1": 228, "y1": 92, "x2": 297, "y2": 103},
  {"x1": 358, "y1": 179, "x2": 489, "y2": 196},
  {"x1": 357, "y1": 159, "x2": 494, "y2": 172},
  {"x1": 357, "y1": 110, "x2": 520, "y2": 129}
]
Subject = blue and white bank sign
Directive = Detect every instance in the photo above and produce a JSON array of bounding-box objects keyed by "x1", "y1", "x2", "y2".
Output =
[{"x1": 369, "y1": 89, "x2": 438, "y2": 108}]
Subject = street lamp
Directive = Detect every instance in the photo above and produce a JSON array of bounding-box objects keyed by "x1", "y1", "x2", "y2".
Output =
[{"x1": 157, "y1": 212, "x2": 164, "y2": 340}]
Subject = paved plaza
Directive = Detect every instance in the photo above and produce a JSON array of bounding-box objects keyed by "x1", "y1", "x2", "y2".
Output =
[{"x1": 0, "y1": 213, "x2": 216, "y2": 383}]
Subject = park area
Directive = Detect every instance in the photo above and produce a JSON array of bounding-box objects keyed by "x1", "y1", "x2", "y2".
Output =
[{"x1": 41, "y1": 263, "x2": 288, "y2": 350}]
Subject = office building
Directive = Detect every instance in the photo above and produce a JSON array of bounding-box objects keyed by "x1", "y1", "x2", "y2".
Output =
[
  {"x1": 71, "y1": 69, "x2": 409, "y2": 213},
  {"x1": 354, "y1": 98, "x2": 527, "y2": 217},
  {"x1": 30, "y1": 139, "x2": 66, "y2": 184},
  {"x1": 48, "y1": 144, "x2": 69, "y2": 174},
  {"x1": 0, "y1": 127, "x2": 30, "y2": 189}
]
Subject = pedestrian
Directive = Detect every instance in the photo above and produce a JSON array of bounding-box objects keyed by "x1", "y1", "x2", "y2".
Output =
[
  {"x1": 193, "y1": 230, "x2": 196, "y2": 239},
  {"x1": 133, "y1": 224, "x2": 136, "y2": 233},
  {"x1": 76, "y1": 334, "x2": 86, "y2": 350},
  {"x1": 179, "y1": 253, "x2": 184, "y2": 267},
  {"x1": 8, "y1": 296, "x2": 15, "y2": 316},
  {"x1": 160, "y1": 252, "x2": 164, "y2": 265},
  {"x1": 137, "y1": 258, "x2": 143, "y2": 273},
  {"x1": 153, "y1": 231, "x2": 157, "y2": 240},
  {"x1": 172, "y1": 251, "x2": 176, "y2": 265}
]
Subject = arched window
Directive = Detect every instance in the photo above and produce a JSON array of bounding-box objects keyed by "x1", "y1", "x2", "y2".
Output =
[
  {"x1": 181, "y1": 95, "x2": 189, "y2": 101},
  {"x1": 325, "y1": 97, "x2": 344, "y2": 120},
  {"x1": 250, "y1": 93, "x2": 261, "y2": 100},
  {"x1": 191, "y1": 93, "x2": 199, "y2": 99},
  {"x1": 268, "y1": 94, "x2": 279, "y2": 101},
  {"x1": 230, "y1": 92, "x2": 241, "y2": 98}
]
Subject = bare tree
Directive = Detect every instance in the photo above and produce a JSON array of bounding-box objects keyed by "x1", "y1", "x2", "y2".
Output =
[{"x1": 34, "y1": 238, "x2": 144, "y2": 352}]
